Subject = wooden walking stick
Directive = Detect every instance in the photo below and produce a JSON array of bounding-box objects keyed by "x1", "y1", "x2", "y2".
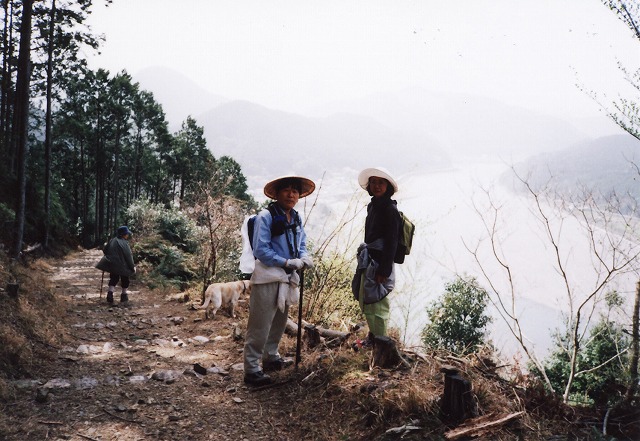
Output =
[
  {"x1": 295, "y1": 269, "x2": 304, "y2": 368},
  {"x1": 99, "y1": 271, "x2": 105, "y2": 298}
]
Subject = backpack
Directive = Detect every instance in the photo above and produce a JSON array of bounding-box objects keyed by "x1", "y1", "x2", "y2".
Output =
[
  {"x1": 247, "y1": 202, "x2": 301, "y2": 250},
  {"x1": 394, "y1": 211, "x2": 415, "y2": 264}
]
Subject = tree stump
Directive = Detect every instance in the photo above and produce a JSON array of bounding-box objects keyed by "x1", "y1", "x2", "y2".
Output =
[
  {"x1": 371, "y1": 336, "x2": 410, "y2": 369},
  {"x1": 6, "y1": 283, "x2": 19, "y2": 298},
  {"x1": 304, "y1": 324, "x2": 322, "y2": 348},
  {"x1": 440, "y1": 365, "x2": 476, "y2": 424}
]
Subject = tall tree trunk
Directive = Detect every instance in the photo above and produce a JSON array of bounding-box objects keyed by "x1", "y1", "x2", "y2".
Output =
[
  {"x1": 624, "y1": 280, "x2": 640, "y2": 405},
  {"x1": 43, "y1": 0, "x2": 56, "y2": 248},
  {"x1": 81, "y1": 138, "x2": 88, "y2": 244},
  {"x1": 0, "y1": 0, "x2": 10, "y2": 153},
  {"x1": 112, "y1": 126, "x2": 121, "y2": 230},
  {"x1": 2, "y1": 0, "x2": 15, "y2": 170},
  {"x1": 11, "y1": 0, "x2": 33, "y2": 258},
  {"x1": 95, "y1": 107, "x2": 104, "y2": 245},
  {"x1": 134, "y1": 127, "x2": 142, "y2": 198}
]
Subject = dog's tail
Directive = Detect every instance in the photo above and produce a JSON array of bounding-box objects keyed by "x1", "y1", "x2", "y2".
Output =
[{"x1": 193, "y1": 291, "x2": 211, "y2": 310}]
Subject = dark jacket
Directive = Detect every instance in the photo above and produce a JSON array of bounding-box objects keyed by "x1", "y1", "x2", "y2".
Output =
[
  {"x1": 364, "y1": 196, "x2": 400, "y2": 278},
  {"x1": 96, "y1": 237, "x2": 135, "y2": 276}
]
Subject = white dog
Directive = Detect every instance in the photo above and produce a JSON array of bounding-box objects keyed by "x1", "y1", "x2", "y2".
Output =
[{"x1": 196, "y1": 280, "x2": 251, "y2": 319}]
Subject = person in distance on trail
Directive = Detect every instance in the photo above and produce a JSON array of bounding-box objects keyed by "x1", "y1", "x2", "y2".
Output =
[
  {"x1": 243, "y1": 175, "x2": 315, "y2": 387},
  {"x1": 96, "y1": 225, "x2": 136, "y2": 305},
  {"x1": 353, "y1": 167, "x2": 401, "y2": 342}
]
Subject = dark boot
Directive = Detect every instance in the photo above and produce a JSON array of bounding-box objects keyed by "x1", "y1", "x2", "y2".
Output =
[
  {"x1": 120, "y1": 292, "x2": 129, "y2": 303},
  {"x1": 106, "y1": 291, "x2": 114, "y2": 304},
  {"x1": 244, "y1": 370, "x2": 272, "y2": 386}
]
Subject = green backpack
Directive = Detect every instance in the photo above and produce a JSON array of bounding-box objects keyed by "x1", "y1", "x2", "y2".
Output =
[{"x1": 394, "y1": 211, "x2": 415, "y2": 264}]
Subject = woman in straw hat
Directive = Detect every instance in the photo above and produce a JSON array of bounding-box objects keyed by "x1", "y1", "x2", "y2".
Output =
[
  {"x1": 354, "y1": 167, "x2": 401, "y2": 341},
  {"x1": 243, "y1": 175, "x2": 315, "y2": 386}
]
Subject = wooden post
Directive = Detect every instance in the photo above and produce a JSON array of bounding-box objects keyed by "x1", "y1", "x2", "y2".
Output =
[{"x1": 440, "y1": 365, "x2": 476, "y2": 424}]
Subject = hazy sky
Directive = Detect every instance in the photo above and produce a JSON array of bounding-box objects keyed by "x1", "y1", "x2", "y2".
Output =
[{"x1": 84, "y1": 1, "x2": 639, "y2": 124}]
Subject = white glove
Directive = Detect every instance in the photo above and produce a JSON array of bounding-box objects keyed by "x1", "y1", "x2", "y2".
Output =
[
  {"x1": 285, "y1": 258, "x2": 304, "y2": 270},
  {"x1": 301, "y1": 256, "x2": 314, "y2": 269}
]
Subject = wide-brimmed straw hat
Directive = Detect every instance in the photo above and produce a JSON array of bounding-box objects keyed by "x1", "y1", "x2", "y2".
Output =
[
  {"x1": 263, "y1": 175, "x2": 316, "y2": 199},
  {"x1": 358, "y1": 167, "x2": 399, "y2": 193}
]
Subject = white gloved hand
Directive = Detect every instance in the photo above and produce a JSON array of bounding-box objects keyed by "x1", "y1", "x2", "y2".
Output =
[
  {"x1": 301, "y1": 256, "x2": 314, "y2": 269},
  {"x1": 285, "y1": 258, "x2": 304, "y2": 270}
]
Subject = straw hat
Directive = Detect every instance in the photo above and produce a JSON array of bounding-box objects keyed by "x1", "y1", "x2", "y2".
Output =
[
  {"x1": 263, "y1": 175, "x2": 316, "y2": 199},
  {"x1": 358, "y1": 167, "x2": 399, "y2": 193}
]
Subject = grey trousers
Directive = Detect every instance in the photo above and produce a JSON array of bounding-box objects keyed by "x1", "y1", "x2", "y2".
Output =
[{"x1": 243, "y1": 281, "x2": 289, "y2": 374}]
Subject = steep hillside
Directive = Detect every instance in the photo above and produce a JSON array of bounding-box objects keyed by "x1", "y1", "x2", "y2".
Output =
[{"x1": 1, "y1": 250, "x2": 638, "y2": 440}]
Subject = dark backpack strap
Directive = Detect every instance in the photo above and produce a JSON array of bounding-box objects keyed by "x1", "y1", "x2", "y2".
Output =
[{"x1": 267, "y1": 202, "x2": 301, "y2": 258}]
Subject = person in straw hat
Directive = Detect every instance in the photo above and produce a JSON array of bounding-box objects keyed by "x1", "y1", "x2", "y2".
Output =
[
  {"x1": 243, "y1": 175, "x2": 315, "y2": 386},
  {"x1": 353, "y1": 167, "x2": 402, "y2": 342}
]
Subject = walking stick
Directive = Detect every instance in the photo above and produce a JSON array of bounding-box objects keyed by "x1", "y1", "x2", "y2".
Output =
[
  {"x1": 99, "y1": 271, "x2": 105, "y2": 298},
  {"x1": 295, "y1": 269, "x2": 304, "y2": 368}
]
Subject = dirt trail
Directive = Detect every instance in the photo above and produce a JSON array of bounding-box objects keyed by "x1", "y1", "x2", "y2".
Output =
[{"x1": 4, "y1": 248, "x2": 325, "y2": 441}]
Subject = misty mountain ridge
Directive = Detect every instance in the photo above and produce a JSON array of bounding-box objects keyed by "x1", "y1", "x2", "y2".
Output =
[
  {"x1": 134, "y1": 67, "x2": 609, "y2": 181},
  {"x1": 134, "y1": 66, "x2": 228, "y2": 129},
  {"x1": 509, "y1": 134, "x2": 640, "y2": 212},
  {"x1": 309, "y1": 85, "x2": 591, "y2": 160},
  {"x1": 196, "y1": 100, "x2": 448, "y2": 178}
]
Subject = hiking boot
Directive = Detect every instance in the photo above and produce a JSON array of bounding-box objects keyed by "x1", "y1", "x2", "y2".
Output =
[
  {"x1": 106, "y1": 291, "x2": 114, "y2": 304},
  {"x1": 244, "y1": 370, "x2": 272, "y2": 386},
  {"x1": 120, "y1": 293, "x2": 129, "y2": 303},
  {"x1": 262, "y1": 357, "x2": 294, "y2": 372}
]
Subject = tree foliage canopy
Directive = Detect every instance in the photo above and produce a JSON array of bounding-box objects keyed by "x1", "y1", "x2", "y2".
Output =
[{"x1": 0, "y1": 1, "x2": 254, "y2": 253}]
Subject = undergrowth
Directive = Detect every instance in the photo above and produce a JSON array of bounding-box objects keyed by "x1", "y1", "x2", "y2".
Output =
[{"x1": 0, "y1": 253, "x2": 68, "y2": 400}]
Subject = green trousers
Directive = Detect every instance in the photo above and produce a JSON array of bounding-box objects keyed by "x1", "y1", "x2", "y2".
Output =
[{"x1": 359, "y1": 273, "x2": 390, "y2": 337}]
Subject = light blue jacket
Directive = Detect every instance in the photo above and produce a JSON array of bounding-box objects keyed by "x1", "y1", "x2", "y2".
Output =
[{"x1": 252, "y1": 205, "x2": 308, "y2": 268}]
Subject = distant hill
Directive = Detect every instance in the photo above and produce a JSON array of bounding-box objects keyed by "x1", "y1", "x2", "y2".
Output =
[
  {"x1": 197, "y1": 100, "x2": 450, "y2": 179},
  {"x1": 131, "y1": 68, "x2": 449, "y2": 180},
  {"x1": 310, "y1": 86, "x2": 590, "y2": 159},
  {"x1": 131, "y1": 68, "x2": 600, "y2": 183},
  {"x1": 508, "y1": 134, "x2": 640, "y2": 212},
  {"x1": 133, "y1": 66, "x2": 228, "y2": 130}
]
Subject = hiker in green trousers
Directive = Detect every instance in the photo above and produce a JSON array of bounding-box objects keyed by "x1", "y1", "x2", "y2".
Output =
[{"x1": 354, "y1": 167, "x2": 401, "y2": 341}]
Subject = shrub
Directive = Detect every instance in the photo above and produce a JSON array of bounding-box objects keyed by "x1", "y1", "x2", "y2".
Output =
[
  {"x1": 536, "y1": 318, "x2": 629, "y2": 406},
  {"x1": 131, "y1": 235, "x2": 197, "y2": 284},
  {"x1": 303, "y1": 250, "x2": 361, "y2": 329},
  {"x1": 126, "y1": 200, "x2": 201, "y2": 286},
  {"x1": 421, "y1": 275, "x2": 491, "y2": 354}
]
